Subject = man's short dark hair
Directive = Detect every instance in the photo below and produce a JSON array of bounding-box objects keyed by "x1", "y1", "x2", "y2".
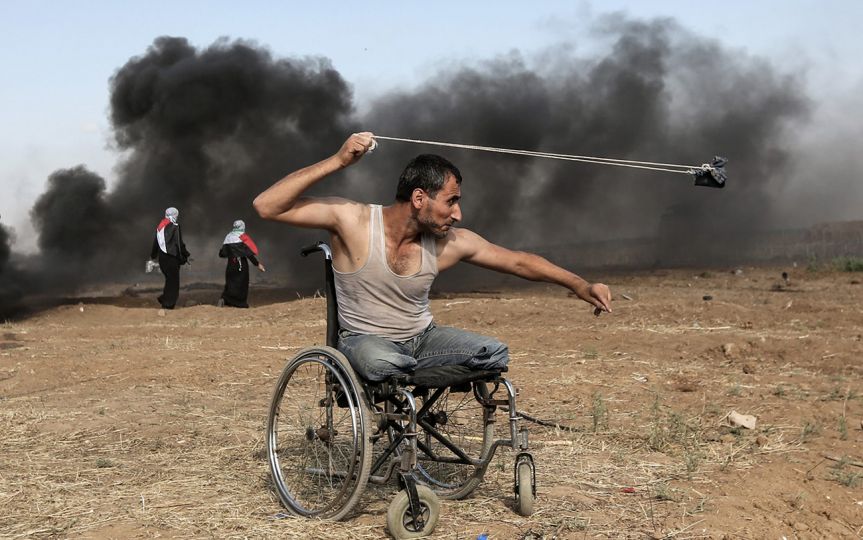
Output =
[{"x1": 395, "y1": 154, "x2": 463, "y2": 202}]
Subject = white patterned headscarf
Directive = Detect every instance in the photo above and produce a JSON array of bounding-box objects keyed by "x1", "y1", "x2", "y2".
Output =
[
  {"x1": 223, "y1": 220, "x2": 245, "y2": 244},
  {"x1": 156, "y1": 207, "x2": 179, "y2": 253},
  {"x1": 165, "y1": 207, "x2": 179, "y2": 224}
]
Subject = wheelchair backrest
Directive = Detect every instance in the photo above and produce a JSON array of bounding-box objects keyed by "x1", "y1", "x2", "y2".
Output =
[{"x1": 300, "y1": 242, "x2": 340, "y2": 347}]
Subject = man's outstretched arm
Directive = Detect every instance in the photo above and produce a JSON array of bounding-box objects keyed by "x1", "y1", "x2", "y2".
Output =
[
  {"x1": 441, "y1": 228, "x2": 612, "y2": 314},
  {"x1": 253, "y1": 132, "x2": 375, "y2": 229}
]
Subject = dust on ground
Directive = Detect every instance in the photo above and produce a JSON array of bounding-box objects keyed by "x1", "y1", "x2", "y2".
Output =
[{"x1": 1, "y1": 266, "x2": 862, "y2": 539}]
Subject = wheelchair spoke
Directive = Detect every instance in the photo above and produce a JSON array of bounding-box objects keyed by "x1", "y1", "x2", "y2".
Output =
[{"x1": 411, "y1": 382, "x2": 494, "y2": 498}]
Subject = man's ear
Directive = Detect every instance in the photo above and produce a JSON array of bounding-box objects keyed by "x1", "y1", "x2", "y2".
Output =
[{"x1": 411, "y1": 188, "x2": 426, "y2": 209}]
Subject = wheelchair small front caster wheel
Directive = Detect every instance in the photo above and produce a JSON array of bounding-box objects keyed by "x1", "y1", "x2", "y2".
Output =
[
  {"x1": 515, "y1": 460, "x2": 535, "y2": 516},
  {"x1": 386, "y1": 485, "x2": 440, "y2": 539}
]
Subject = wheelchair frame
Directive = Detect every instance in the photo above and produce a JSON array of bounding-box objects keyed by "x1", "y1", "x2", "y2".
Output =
[{"x1": 266, "y1": 242, "x2": 536, "y2": 538}]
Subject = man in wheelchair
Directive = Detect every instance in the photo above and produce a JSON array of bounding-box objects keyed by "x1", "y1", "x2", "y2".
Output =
[
  {"x1": 254, "y1": 132, "x2": 612, "y2": 381},
  {"x1": 254, "y1": 132, "x2": 612, "y2": 537}
]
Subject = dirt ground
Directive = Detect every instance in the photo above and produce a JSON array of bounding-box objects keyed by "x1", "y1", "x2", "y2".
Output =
[{"x1": 1, "y1": 266, "x2": 862, "y2": 539}]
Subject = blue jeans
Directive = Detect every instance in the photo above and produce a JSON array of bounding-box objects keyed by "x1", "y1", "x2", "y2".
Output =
[{"x1": 337, "y1": 323, "x2": 509, "y2": 382}]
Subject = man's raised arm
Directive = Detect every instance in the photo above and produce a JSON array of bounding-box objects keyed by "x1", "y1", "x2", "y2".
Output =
[{"x1": 252, "y1": 132, "x2": 375, "y2": 228}]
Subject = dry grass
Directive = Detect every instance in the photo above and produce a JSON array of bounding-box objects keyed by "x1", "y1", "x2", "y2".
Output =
[
  {"x1": 0, "y1": 377, "x2": 806, "y2": 539},
  {"x1": 2, "y1": 267, "x2": 862, "y2": 538}
]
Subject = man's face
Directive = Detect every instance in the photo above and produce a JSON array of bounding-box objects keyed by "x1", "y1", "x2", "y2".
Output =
[{"x1": 417, "y1": 174, "x2": 462, "y2": 238}]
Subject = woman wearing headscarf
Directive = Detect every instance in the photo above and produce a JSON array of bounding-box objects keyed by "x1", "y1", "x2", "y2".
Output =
[
  {"x1": 149, "y1": 207, "x2": 191, "y2": 309},
  {"x1": 218, "y1": 220, "x2": 265, "y2": 308}
]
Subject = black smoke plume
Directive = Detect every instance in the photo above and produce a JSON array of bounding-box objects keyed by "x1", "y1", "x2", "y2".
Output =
[
  {"x1": 0, "y1": 223, "x2": 10, "y2": 275},
  {"x1": 14, "y1": 14, "x2": 814, "y2": 307},
  {"x1": 22, "y1": 36, "x2": 357, "y2": 295},
  {"x1": 0, "y1": 221, "x2": 23, "y2": 316},
  {"x1": 30, "y1": 166, "x2": 113, "y2": 278},
  {"x1": 360, "y1": 16, "x2": 809, "y2": 270}
]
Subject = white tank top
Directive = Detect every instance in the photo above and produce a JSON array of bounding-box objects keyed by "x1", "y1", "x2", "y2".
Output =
[{"x1": 333, "y1": 205, "x2": 438, "y2": 340}]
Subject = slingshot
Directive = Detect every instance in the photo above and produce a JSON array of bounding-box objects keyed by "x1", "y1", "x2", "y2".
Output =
[{"x1": 371, "y1": 135, "x2": 727, "y2": 189}]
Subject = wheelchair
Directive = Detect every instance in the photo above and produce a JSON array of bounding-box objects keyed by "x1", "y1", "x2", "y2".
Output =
[{"x1": 266, "y1": 242, "x2": 536, "y2": 538}]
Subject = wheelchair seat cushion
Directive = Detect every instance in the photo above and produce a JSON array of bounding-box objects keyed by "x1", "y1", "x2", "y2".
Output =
[{"x1": 398, "y1": 365, "x2": 505, "y2": 389}]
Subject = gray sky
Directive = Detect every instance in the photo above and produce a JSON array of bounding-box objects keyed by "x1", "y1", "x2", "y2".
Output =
[{"x1": 2, "y1": 0, "x2": 861, "y2": 250}]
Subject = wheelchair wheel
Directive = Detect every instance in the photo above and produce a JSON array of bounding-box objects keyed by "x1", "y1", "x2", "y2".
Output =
[
  {"x1": 386, "y1": 485, "x2": 440, "y2": 539},
  {"x1": 515, "y1": 459, "x2": 535, "y2": 516},
  {"x1": 414, "y1": 381, "x2": 494, "y2": 500},
  {"x1": 266, "y1": 347, "x2": 373, "y2": 519}
]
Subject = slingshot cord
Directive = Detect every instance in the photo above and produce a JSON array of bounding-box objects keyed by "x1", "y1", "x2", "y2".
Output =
[{"x1": 373, "y1": 135, "x2": 711, "y2": 175}]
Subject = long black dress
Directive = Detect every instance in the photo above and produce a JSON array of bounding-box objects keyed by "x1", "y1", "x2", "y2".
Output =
[
  {"x1": 219, "y1": 242, "x2": 259, "y2": 308},
  {"x1": 150, "y1": 223, "x2": 190, "y2": 309}
]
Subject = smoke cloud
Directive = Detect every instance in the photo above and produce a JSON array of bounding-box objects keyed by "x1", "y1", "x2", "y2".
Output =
[
  {"x1": 13, "y1": 36, "x2": 358, "y2": 297},
  {"x1": 0, "y1": 222, "x2": 22, "y2": 315},
  {"x1": 107, "y1": 36, "x2": 357, "y2": 266},
  {"x1": 0, "y1": 224, "x2": 10, "y2": 274},
  {"x1": 5, "y1": 14, "x2": 823, "y2": 310},
  {"x1": 30, "y1": 166, "x2": 113, "y2": 276},
  {"x1": 360, "y1": 16, "x2": 809, "y2": 259}
]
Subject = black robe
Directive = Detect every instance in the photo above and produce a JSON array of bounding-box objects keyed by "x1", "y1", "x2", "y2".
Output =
[
  {"x1": 219, "y1": 242, "x2": 259, "y2": 308},
  {"x1": 150, "y1": 223, "x2": 190, "y2": 309}
]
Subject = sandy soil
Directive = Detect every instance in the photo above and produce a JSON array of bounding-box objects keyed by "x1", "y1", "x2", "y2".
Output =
[{"x1": 1, "y1": 266, "x2": 862, "y2": 539}]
